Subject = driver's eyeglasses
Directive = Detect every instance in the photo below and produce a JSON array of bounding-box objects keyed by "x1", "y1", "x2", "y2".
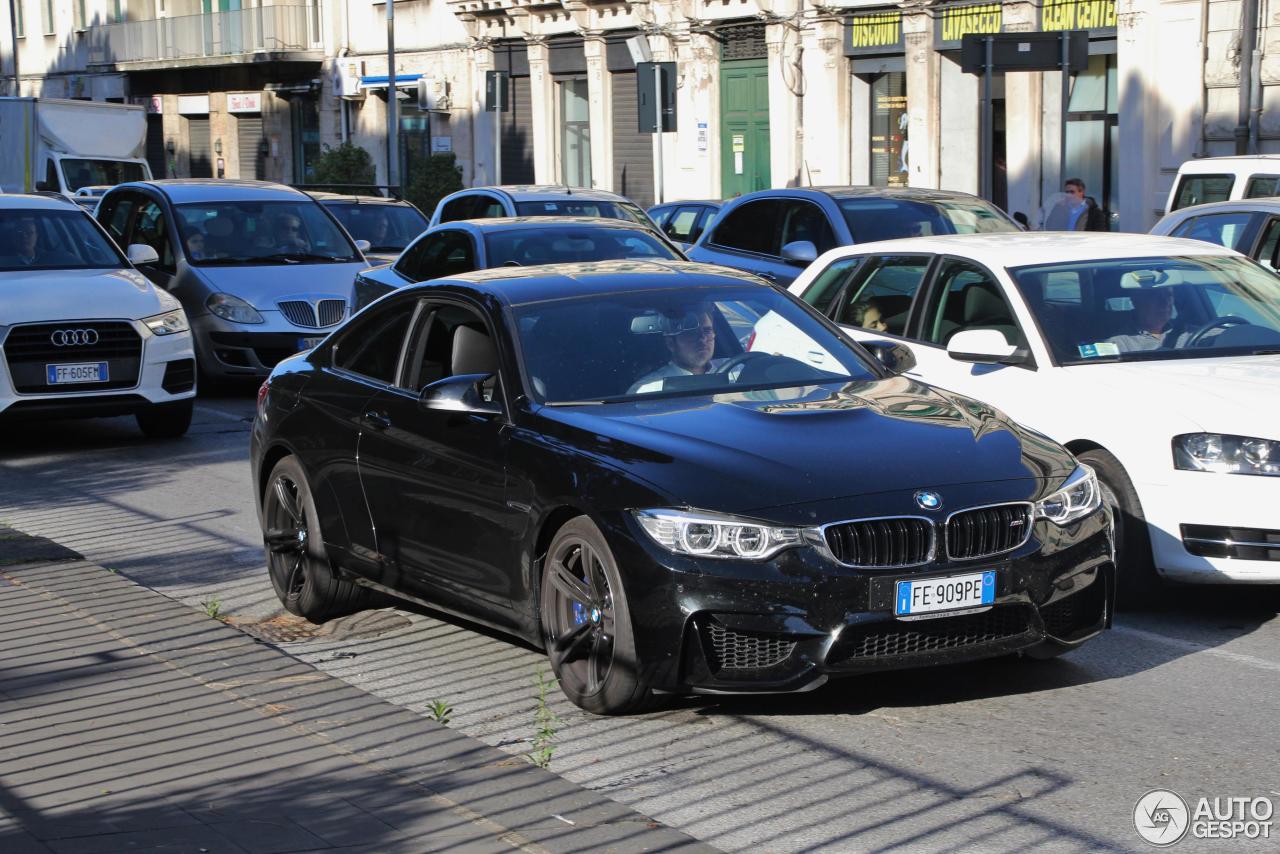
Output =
[{"x1": 677, "y1": 325, "x2": 715, "y2": 339}]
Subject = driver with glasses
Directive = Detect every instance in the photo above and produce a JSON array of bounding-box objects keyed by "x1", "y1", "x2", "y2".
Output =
[{"x1": 629, "y1": 303, "x2": 728, "y2": 394}]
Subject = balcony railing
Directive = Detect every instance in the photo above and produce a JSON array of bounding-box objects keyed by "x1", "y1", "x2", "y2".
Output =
[{"x1": 86, "y1": 5, "x2": 321, "y2": 66}]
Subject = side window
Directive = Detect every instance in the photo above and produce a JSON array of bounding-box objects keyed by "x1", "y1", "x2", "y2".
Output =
[
  {"x1": 394, "y1": 231, "x2": 474, "y2": 282},
  {"x1": 403, "y1": 303, "x2": 500, "y2": 402},
  {"x1": 664, "y1": 206, "x2": 702, "y2": 242},
  {"x1": 437, "y1": 196, "x2": 474, "y2": 223},
  {"x1": 1169, "y1": 212, "x2": 1257, "y2": 251},
  {"x1": 801, "y1": 257, "x2": 863, "y2": 315},
  {"x1": 131, "y1": 201, "x2": 175, "y2": 271},
  {"x1": 476, "y1": 195, "x2": 506, "y2": 218},
  {"x1": 394, "y1": 235, "x2": 431, "y2": 280},
  {"x1": 708, "y1": 199, "x2": 782, "y2": 255},
  {"x1": 333, "y1": 301, "x2": 418, "y2": 384},
  {"x1": 835, "y1": 255, "x2": 931, "y2": 335},
  {"x1": 779, "y1": 201, "x2": 837, "y2": 255},
  {"x1": 1172, "y1": 175, "x2": 1234, "y2": 210},
  {"x1": 1244, "y1": 175, "x2": 1280, "y2": 198},
  {"x1": 1254, "y1": 217, "x2": 1280, "y2": 271},
  {"x1": 99, "y1": 194, "x2": 137, "y2": 244},
  {"x1": 922, "y1": 260, "x2": 1021, "y2": 347},
  {"x1": 44, "y1": 159, "x2": 59, "y2": 192}
]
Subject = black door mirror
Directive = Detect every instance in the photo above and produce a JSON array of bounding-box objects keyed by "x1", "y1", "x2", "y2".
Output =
[
  {"x1": 35, "y1": 180, "x2": 56, "y2": 192},
  {"x1": 418, "y1": 373, "x2": 501, "y2": 415},
  {"x1": 861, "y1": 340, "x2": 917, "y2": 375}
]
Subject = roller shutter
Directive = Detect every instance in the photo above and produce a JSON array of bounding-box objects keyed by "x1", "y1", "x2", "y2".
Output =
[
  {"x1": 187, "y1": 116, "x2": 212, "y2": 178},
  {"x1": 502, "y1": 76, "x2": 535, "y2": 185},
  {"x1": 237, "y1": 114, "x2": 265, "y2": 180},
  {"x1": 145, "y1": 114, "x2": 166, "y2": 179},
  {"x1": 610, "y1": 71, "x2": 652, "y2": 209}
]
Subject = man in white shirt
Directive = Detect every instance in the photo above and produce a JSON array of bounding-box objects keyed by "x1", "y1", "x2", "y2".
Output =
[{"x1": 629, "y1": 305, "x2": 727, "y2": 394}]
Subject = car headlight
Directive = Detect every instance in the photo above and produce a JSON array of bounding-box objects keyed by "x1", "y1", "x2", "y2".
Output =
[
  {"x1": 632, "y1": 509, "x2": 805, "y2": 560},
  {"x1": 141, "y1": 309, "x2": 188, "y2": 336},
  {"x1": 206, "y1": 293, "x2": 264, "y2": 324},
  {"x1": 1174, "y1": 433, "x2": 1280, "y2": 476},
  {"x1": 1035, "y1": 465, "x2": 1102, "y2": 525}
]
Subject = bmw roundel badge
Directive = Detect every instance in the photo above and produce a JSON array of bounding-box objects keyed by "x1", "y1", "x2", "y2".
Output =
[{"x1": 914, "y1": 491, "x2": 943, "y2": 511}]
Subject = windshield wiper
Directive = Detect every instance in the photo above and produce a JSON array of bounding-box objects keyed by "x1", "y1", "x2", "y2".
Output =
[
  {"x1": 543, "y1": 399, "x2": 608, "y2": 406},
  {"x1": 196, "y1": 256, "x2": 292, "y2": 265},
  {"x1": 259, "y1": 252, "x2": 353, "y2": 263}
]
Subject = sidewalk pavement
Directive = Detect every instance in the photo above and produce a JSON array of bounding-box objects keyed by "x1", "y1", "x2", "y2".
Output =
[{"x1": 0, "y1": 525, "x2": 713, "y2": 854}]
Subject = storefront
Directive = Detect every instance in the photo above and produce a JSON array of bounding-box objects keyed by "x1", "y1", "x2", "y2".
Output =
[{"x1": 845, "y1": 10, "x2": 907, "y2": 188}]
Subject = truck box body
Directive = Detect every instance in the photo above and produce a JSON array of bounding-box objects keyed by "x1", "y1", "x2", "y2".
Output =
[{"x1": 0, "y1": 98, "x2": 152, "y2": 202}]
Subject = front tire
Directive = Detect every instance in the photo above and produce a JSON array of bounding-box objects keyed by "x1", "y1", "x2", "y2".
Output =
[
  {"x1": 540, "y1": 517, "x2": 653, "y2": 715},
  {"x1": 262, "y1": 455, "x2": 368, "y2": 622},
  {"x1": 1077, "y1": 448, "x2": 1161, "y2": 606},
  {"x1": 136, "y1": 399, "x2": 193, "y2": 438}
]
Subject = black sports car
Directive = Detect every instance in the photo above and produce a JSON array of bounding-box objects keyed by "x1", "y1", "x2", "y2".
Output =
[{"x1": 250, "y1": 260, "x2": 1114, "y2": 714}]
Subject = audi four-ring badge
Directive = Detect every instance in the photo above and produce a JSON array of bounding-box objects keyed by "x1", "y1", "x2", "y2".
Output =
[
  {"x1": 250, "y1": 261, "x2": 1115, "y2": 716},
  {"x1": 0, "y1": 194, "x2": 197, "y2": 438}
]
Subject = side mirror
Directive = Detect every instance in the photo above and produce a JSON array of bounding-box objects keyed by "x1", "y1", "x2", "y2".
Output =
[
  {"x1": 861, "y1": 340, "x2": 917, "y2": 375},
  {"x1": 780, "y1": 240, "x2": 818, "y2": 267},
  {"x1": 354, "y1": 239, "x2": 371, "y2": 253},
  {"x1": 35, "y1": 180, "x2": 56, "y2": 192},
  {"x1": 418, "y1": 373, "x2": 501, "y2": 415},
  {"x1": 127, "y1": 244, "x2": 160, "y2": 266},
  {"x1": 946, "y1": 329, "x2": 1027, "y2": 365}
]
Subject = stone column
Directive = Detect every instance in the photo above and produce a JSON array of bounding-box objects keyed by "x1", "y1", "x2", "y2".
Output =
[
  {"x1": 473, "y1": 42, "x2": 500, "y2": 184},
  {"x1": 679, "y1": 31, "x2": 720, "y2": 199},
  {"x1": 801, "y1": 17, "x2": 850, "y2": 186},
  {"x1": 583, "y1": 35, "x2": 611, "y2": 190},
  {"x1": 766, "y1": 18, "x2": 803, "y2": 187},
  {"x1": 903, "y1": 7, "x2": 939, "y2": 188},
  {"x1": 527, "y1": 38, "x2": 556, "y2": 184},
  {"x1": 1117, "y1": 0, "x2": 1158, "y2": 229},
  {"x1": 1003, "y1": 1, "x2": 1042, "y2": 222}
]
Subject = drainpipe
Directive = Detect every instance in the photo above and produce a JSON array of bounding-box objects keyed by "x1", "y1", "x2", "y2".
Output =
[
  {"x1": 1235, "y1": 0, "x2": 1259, "y2": 155},
  {"x1": 1197, "y1": 0, "x2": 1209, "y2": 156}
]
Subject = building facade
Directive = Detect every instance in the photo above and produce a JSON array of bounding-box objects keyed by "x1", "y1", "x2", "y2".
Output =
[{"x1": 2, "y1": 0, "x2": 1277, "y2": 230}]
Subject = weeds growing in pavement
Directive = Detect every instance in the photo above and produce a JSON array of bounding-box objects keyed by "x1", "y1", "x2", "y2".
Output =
[
  {"x1": 426, "y1": 699, "x2": 453, "y2": 726},
  {"x1": 201, "y1": 597, "x2": 222, "y2": 620},
  {"x1": 528, "y1": 668, "x2": 561, "y2": 769}
]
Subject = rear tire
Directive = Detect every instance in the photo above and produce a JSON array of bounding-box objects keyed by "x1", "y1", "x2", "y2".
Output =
[
  {"x1": 136, "y1": 399, "x2": 193, "y2": 439},
  {"x1": 540, "y1": 517, "x2": 654, "y2": 715},
  {"x1": 262, "y1": 455, "x2": 368, "y2": 622},
  {"x1": 1076, "y1": 448, "x2": 1161, "y2": 607}
]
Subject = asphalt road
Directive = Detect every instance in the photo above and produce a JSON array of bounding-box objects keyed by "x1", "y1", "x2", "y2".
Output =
[{"x1": 2, "y1": 389, "x2": 1278, "y2": 853}]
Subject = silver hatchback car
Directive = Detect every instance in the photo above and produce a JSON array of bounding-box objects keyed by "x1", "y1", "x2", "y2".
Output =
[{"x1": 96, "y1": 180, "x2": 369, "y2": 380}]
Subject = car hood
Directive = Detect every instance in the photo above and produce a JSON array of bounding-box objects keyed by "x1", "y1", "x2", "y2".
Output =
[
  {"x1": 0, "y1": 268, "x2": 173, "y2": 323},
  {"x1": 194, "y1": 261, "x2": 367, "y2": 309},
  {"x1": 537, "y1": 378, "x2": 1076, "y2": 515},
  {"x1": 1061, "y1": 355, "x2": 1280, "y2": 439}
]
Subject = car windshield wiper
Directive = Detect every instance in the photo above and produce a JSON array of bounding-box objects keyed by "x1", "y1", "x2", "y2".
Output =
[
  {"x1": 258, "y1": 252, "x2": 354, "y2": 263},
  {"x1": 196, "y1": 256, "x2": 292, "y2": 265},
  {"x1": 543, "y1": 399, "x2": 609, "y2": 406}
]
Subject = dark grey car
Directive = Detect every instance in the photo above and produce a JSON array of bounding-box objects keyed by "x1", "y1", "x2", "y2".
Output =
[{"x1": 687, "y1": 187, "x2": 1018, "y2": 288}]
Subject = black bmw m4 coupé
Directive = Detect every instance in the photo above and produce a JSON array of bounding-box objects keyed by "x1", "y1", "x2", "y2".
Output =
[{"x1": 250, "y1": 260, "x2": 1113, "y2": 714}]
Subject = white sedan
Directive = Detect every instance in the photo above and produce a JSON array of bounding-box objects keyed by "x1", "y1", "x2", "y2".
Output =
[
  {"x1": 0, "y1": 194, "x2": 196, "y2": 437},
  {"x1": 754, "y1": 232, "x2": 1280, "y2": 593}
]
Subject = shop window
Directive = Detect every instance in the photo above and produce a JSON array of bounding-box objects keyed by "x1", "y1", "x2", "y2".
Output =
[
  {"x1": 1064, "y1": 54, "x2": 1119, "y2": 229},
  {"x1": 868, "y1": 72, "x2": 908, "y2": 188},
  {"x1": 559, "y1": 78, "x2": 591, "y2": 188}
]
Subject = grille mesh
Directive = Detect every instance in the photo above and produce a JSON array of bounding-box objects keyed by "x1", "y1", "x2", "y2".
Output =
[
  {"x1": 829, "y1": 607, "x2": 1031, "y2": 664},
  {"x1": 1040, "y1": 578, "x2": 1106, "y2": 638},
  {"x1": 946, "y1": 503, "x2": 1033, "y2": 561},
  {"x1": 4, "y1": 322, "x2": 142, "y2": 393},
  {"x1": 825, "y1": 518, "x2": 932, "y2": 567},
  {"x1": 317, "y1": 299, "x2": 346, "y2": 327},
  {"x1": 277, "y1": 300, "x2": 317, "y2": 328},
  {"x1": 705, "y1": 620, "x2": 796, "y2": 671}
]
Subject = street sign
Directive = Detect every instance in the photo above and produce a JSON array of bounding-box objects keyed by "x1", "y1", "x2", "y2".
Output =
[
  {"x1": 485, "y1": 70, "x2": 509, "y2": 113},
  {"x1": 960, "y1": 31, "x2": 1088, "y2": 73},
  {"x1": 636, "y1": 62, "x2": 676, "y2": 133}
]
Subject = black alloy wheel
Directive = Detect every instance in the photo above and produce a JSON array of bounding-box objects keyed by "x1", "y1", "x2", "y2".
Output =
[
  {"x1": 262, "y1": 456, "x2": 367, "y2": 621},
  {"x1": 540, "y1": 517, "x2": 653, "y2": 715},
  {"x1": 1077, "y1": 448, "x2": 1162, "y2": 606}
]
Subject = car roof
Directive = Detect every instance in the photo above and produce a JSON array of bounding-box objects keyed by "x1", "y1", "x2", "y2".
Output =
[
  {"x1": 443, "y1": 216, "x2": 658, "y2": 233},
  {"x1": 827, "y1": 232, "x2": 1241, "y2": 268},
  {"x1": 0, "y1": 193, "x2": 82, "y2": 211},
  {"x1": 650, "y1": 199, "x2": 722, "y2": 209},
  {"x1": 730, "y1": 186, "x2": 989, "y2": 203},
  {"x1": 460, "y1": 185, "x2": 637, "y2": 204},
  {"x1": 416, "y1": 259, "x2": 767, "y2": 305},
  {"x1": 311, "y1": 192, "x2": 416, "y2": 206},
  {"x1": 1156, "y1": 198, "x2": 1280, "y2": 221},
  {"x1": 113, "y1": 179, "x2": 312, "y2": 203}
]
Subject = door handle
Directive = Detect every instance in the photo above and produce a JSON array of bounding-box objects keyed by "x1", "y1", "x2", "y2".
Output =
[{"x1": 361, "y1": 411, "x2": 391, "y2": 431}]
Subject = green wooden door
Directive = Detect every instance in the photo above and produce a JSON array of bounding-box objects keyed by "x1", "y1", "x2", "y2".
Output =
[{"x1": 720, "y1": 59, "x2": 770, "y2": 198}]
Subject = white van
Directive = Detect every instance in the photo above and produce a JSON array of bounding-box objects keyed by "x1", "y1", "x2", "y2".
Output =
[{"x1": 1166, "y1": 155, "x2": 1280, "y2": 213}]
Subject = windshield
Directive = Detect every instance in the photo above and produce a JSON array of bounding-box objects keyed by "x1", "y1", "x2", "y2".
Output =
[
  {"x1": 514, "y1": 199, "x2": 650, "y2": 225},
  {"x1": 486, "y1": 226, "x2": 680, "y2": 266},
  {"x1": 514, "y1": 284, "x2": 877, "y2": 404},
  {"x1": 0, "y1": 208, "x2": 124, "y2": 271},
  {"x1": 838, "y1": 198, "x2": 1017, "y2": 242},
  {"x1": 174, "y1": 201, "x2": 361, "y2": 266},
  {"x1": 325, "y1": 202, "x2": 427, "y2": 253},
  {"x1": 1010, "y1": 255, "x2": 1280, "y2": 364},
  {"x1": 61, "y1": 159, "x2": 148, "y2": 192}
]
